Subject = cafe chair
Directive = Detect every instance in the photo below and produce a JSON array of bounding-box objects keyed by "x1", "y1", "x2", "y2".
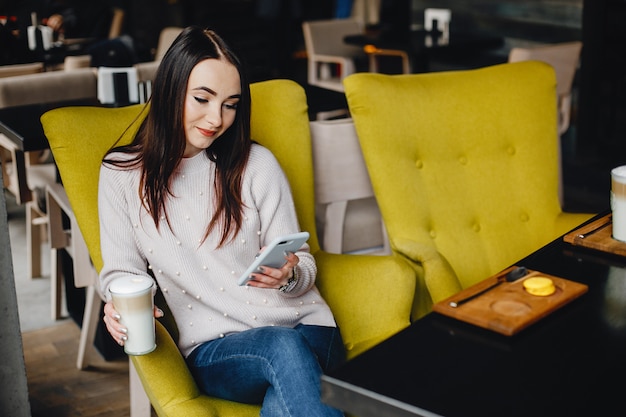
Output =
[
  {"x1": 310, "y1": 118, "x2": 389, "y2": 255},
  {"x1": 133, "y1": 27, "x2": 185, "y2": 87},
  {"x1": 302, "y1": 18, "x2": 363, "y2": 95},
  {"x1": 508, "y1": 41, "x2": 582, "y2": 136},
  {"x1": 0, "y1": 67, "x2": 98, "y2": 279},
  {"x1": 302, "y1": 18, "x2": 410, "y2": 120},
  {"x1": 42, "y1": 79, "x2": 417, "y2": 416},
  {"x1": 45, "y1": 181, "x2": 102, "y2": 370},
  {"x1": 508, "y1": 41, "x2": 583, "y2": 207},
  {"x1": 343, "y1": 61, "x2": 595, "y2": 319},
  {"x1": 0, "y1": 133, "x2": 55, "y2": 279},
  {"x1": 154, "y1": 27, "x2": 184, "y2": 61}
]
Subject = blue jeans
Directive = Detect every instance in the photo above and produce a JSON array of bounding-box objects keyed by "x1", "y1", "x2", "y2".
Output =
[{"x1": 186, "y1": 324, "x2": 346, "y2": 417}]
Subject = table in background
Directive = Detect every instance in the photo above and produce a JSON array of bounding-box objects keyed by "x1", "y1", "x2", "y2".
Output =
[
  {"x1": 345, "y1": 29, "x2": 505, "y2": 73},
  {"x1": 322, "y1": 212, "x2": 626, "y2": 417}
]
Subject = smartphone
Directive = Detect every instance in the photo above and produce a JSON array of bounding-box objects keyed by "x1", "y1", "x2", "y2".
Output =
[{"x1": 238, "y1": 232, "x2": 310, "y2": 286}]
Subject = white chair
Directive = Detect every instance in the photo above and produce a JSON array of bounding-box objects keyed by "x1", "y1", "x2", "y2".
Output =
[
  {"x1": 302, "y1": 18, "x2": 410, "y2": 120},
  {"x1": 153, "y1": 27, "x2": 184, "y2": 61},
  {"x1": 46, "y1": 183, "x2": 99, "y2": 361},
  {"x1": 310, "y1": 118, "x2": 390, "y2": 255},
  {"x1": 508, "y1": 41, "x2": 583, "y2": 208},
  {"x1": 0, "y1": 134, "x2": 56, "y2": 279},
  {"x1": 132, "y1": 27, "x2": 184, "y2": 86},
  {"x1": 508, "y1": 41, "x2": 582, "y2": 136},
  {"x1": 302, "y1": 19, "x2": 364, "y2": 94}
]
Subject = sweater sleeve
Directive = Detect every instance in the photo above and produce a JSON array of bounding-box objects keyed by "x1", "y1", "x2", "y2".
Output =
[
  {"x1": 247, "y1": 145, "x2": 317, "y2": 297},
  {"x1": 98, "y1": 162, "x2": 155, "y2": 301}
]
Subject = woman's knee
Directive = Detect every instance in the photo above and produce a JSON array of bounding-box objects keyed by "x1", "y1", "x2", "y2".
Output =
[{"x1": 262, "y1": 327, "x2": 315, "y2": 362}]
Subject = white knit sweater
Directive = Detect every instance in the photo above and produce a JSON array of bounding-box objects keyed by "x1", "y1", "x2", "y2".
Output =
[{"x1": 98, "y1": 144, "x2": 336, "y2": 357}]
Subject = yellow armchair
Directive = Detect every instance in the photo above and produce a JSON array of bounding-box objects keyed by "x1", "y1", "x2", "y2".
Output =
[
  {"x1": 343, "y1": 61, "x2": 595, "y2": 319},
  {"x1": 41, "y1": 79, "x2": 417, "y2": 416}
]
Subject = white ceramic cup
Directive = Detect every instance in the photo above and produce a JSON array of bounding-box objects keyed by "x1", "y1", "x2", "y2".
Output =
[
  {"x1": 109, "y1": 276, "x2": 156, "y2": 355},
  {"x1": 611, "y1": 166, "x2": 626, "y2": 242}
]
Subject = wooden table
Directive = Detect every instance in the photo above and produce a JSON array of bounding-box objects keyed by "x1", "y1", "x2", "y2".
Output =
[{"x1": 322, "y1": 213, "x2": 626, "y2": 417}]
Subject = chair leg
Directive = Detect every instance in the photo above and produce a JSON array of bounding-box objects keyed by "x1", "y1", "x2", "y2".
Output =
[
  {"x1": 76, "y1": 284, "x2": 101, "y2": 370},
  {"x1": 323, "y1": 201, "x2": 349, "y2": 254},
  {"x1": 50, "y1": 247, "x2": 64, "y2": 320},
  {"x1": 26, "y1": 201, "x2": 47, "y2": 279},
  {"x1": 129, "y1": 359, "x2": 152, "y2": 417}
]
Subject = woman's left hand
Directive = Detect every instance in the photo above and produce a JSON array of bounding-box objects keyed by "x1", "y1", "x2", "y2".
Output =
[{"x1": 246, "y1": 251, "x2": 298, "y2": 290}]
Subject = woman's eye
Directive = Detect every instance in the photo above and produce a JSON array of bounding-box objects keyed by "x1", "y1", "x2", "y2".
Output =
[
  {"x1": 224, "y1": 102, "x2": 238, "y2": 110},
  {"x1": 194, "y1": 96, "x2": 208, "y2": 104}
]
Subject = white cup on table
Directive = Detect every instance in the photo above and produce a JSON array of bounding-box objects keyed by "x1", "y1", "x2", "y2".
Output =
[
  {"x1": 109, "y1": 276, "x2": 156, "y2": 355},
  {"x1": 611, "y1": 165, "x2": 626, "y2": 242}
]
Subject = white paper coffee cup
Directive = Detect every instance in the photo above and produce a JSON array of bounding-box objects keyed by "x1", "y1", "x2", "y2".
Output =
[
  {"x1": 611, "y1": 166, "x2": 626, "y2": 242},
  {"x1": 109, "y1": 276, "x2": 156, "y2": 355}
]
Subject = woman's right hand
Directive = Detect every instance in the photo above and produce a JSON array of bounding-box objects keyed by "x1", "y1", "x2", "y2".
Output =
[
  {"x1": 103, "y1": 301, "x2": 127, "y2": 346},
  {"x1": 103, "y1": 301, "x2": 165, "y2": 347}
]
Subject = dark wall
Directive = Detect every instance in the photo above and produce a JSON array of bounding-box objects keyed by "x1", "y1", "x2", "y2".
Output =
[{"x1": 577, "y1": 0, "x2": 626, "y2": 168}]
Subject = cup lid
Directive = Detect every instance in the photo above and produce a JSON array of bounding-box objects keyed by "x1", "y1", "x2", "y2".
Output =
[
  {"x1": 612, "y1": 165, "x2": 626, "y2": 178},
  {"x1": 109, "y1": 276, "x2": 153, "y2": 295}
]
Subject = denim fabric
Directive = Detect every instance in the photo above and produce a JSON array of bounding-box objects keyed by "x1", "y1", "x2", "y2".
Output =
[{"x1": 187, "y1": 324, "x2": 345, "y2": 417}]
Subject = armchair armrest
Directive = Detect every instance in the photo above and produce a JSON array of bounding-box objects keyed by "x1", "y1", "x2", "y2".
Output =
[
  {"x1": 131, "y1": 321, "x2": 260, "y2": 416},
  {"x1": 393, "y1": 237, "x2": 462, "y2": 319},
  {"x1": 314, "y1": 251, "x2": 417, "y2": 358}
]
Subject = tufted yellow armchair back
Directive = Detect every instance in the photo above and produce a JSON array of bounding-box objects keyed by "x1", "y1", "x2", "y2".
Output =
[{"x1": 344, "y1": 61, "x2": 594, "y2": 317}]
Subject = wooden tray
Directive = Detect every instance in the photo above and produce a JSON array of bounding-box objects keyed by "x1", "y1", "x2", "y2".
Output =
[
  {"x1": 563, "y1": 213, "x2": 626, "y2": 257},
  {"x1": 432, "y1": 266, "x2": 588, "y2": 336}
]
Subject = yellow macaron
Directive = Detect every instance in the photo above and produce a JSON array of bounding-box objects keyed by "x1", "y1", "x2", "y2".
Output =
[{"x1": 523, "y1": 277, "x2": 556, "y2": 296}]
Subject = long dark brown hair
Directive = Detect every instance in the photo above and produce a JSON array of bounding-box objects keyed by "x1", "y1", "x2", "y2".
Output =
[{"x1": 104, "y1": 26, "x2": 252, "y2": 247}]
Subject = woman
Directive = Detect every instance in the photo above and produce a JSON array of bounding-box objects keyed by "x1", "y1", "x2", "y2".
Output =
[{"x1": 99, "y1": 26, "x2": 345, "y2": 416}]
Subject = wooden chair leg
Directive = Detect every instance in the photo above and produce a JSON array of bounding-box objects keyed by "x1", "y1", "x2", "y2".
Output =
[
  {"x1": 50, "y1": 247, "x2": 64, "y2": 320},
  {"x1": 26, "y1": 201, "x2": 47, "y2": 279},
  {"x1": 76, "y1": 283, "x2": 100, "y2": 370}
]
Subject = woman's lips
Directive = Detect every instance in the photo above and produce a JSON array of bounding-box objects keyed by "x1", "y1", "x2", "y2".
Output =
[{"x1": 197, "y1": 127, "x2": 216, "y2": 137}]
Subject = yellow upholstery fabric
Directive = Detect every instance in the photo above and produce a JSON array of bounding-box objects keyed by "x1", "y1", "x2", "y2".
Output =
[
  {"x1": 343, "y1": 61, "x2": 595, "y2": 318},
  {"x1": 42, "y1": 79, "x2": 417, "y2": 416}
]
